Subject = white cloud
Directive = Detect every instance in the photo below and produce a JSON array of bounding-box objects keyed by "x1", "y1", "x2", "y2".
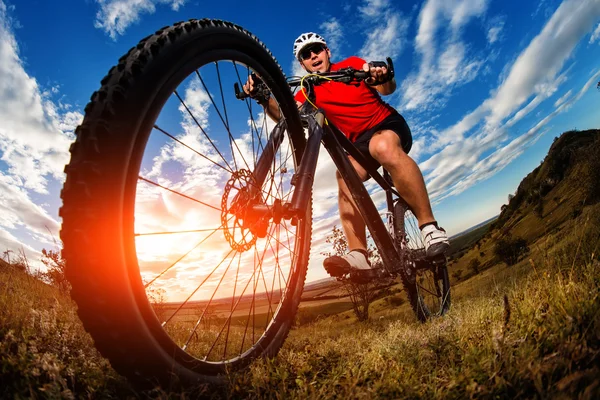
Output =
[
  {"x1": 401, "y1": 0, "x2": 490, "y2": 111},
  {"x1": 424, "y1": 68, "x2": 600, "y2": 202},
  {"x1": 419, "y1": 0, "x2": 600, "y2": 201},
  {"x1": 553, "y1": 89, "x2": 572, "y2": 107},
  {"x1": 358, "y1": 0, "x2": 391, "y2": 19},
  {"x1": 486, "y1": 18, "x2": 504, "y2": 44},
  {"x1": 359, "y1": 12, "x2": 410, "y2": 61},
  {"x1": 0, "y1": 175, "x2": 59, "y2": 238},
  {"x1": 319, "y1": 18, "x2": 343, "y2": 56},
  {"x1": 484, "y1": 0, "x2": 600, "y2": 129},
  {"x1": 0, "y1": 5, "x2": 78, "y2": 194},
  {"x1": 359, "y1": 1, "x2": 409, "y2": 61},
  {"x1": 504, "y1": 71, "x2": 567, "y2": 128},
  {"x1": 590, "y1": 22, "x2": 600, "y2": 43},
  {"x1": 0, "y1": 0, "x2": 81, "y2": 261},
  {"x1": 94, "y1": 0, "x2": 187, "y2": 40}
]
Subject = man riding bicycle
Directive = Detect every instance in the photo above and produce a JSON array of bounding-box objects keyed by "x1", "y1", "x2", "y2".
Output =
[{"x1": 244, "y1": 32, "x2": 449, "y2": 278}]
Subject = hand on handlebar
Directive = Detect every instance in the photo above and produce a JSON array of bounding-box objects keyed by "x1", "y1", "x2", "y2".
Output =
[
  {"x1": 241, "y1": 74, "x2": 271, "y2": 105},
  {"x1": 362, "y1": 62, "x2": 391, "y2": 86},
  {"x1": 242, "y1": 74, "x2": 259, "y2": 98}
]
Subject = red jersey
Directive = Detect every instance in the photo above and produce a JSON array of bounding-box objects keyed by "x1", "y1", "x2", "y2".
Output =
[{"x1": 294, "y1": 56, "x2": 394, "y2": 142}]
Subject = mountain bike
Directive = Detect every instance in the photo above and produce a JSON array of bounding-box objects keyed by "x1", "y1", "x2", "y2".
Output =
[{"x1": 60, "y1": 18, "x2": 450, "y2": 388}]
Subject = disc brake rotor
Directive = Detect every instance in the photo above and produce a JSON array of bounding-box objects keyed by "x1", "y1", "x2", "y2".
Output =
[{"x1": 221, "y1": 169, "x2": 263, "y2": 252}]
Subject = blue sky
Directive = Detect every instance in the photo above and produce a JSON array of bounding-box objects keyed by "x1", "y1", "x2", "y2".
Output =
[{"x1": 0, "y1": 0, "x2": 599, "y2": 285}]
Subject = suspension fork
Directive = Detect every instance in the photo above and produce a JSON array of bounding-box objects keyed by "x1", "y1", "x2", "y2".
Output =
[
  {"x1": 243, "y1": 112, "x2": 322, "y2": 223},
  {"x1": 287, "y1": 112, "x2": 324, "y2": 216},
  {"x1": 247, "y1": 121, "x2": 287, "y2": 195},
  {"x1": 320, "y1": 122, "x2": 403, "y2": 273}
]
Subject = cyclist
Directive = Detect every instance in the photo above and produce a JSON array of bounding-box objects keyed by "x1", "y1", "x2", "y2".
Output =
[{"x1": 243, "y1": 32, "x2": 449, "y2": 277}]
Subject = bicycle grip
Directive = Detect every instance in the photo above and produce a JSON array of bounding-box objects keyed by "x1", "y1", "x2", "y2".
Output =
[
  {"x1": 234, "y1": 82, "x2": 249, "y2": 99},
  {"x1": 368, "y1": 61, "x2": 387, "y2": 68},
  {"x1": 365, "y1": 57, "x2": 395, "y2": 86},
  {"x1": 234, "y1": 73, "x2": 263, "y2": 100}
]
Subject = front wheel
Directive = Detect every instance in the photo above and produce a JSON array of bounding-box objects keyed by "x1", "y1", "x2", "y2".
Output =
[{"x1": 60, "y1": 19, "x2": 311, "y2": 388}]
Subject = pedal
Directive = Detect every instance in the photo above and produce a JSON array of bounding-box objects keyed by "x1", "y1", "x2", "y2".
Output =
[
  {"x1": 428, "y1": 254, "x2": 447, "y2": 265},
  {"x1": 348, "y1": 268, "x2": 385, "y2": 284}
]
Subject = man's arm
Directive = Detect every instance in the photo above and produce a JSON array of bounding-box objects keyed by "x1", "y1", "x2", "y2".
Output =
[{"x1": 258, "y1": 97, "x2": 282, "y2": 121}]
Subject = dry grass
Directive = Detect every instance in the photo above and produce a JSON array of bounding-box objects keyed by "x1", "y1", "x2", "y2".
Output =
[
  {"x1": 0, "y1": 263, "x2": 133, "y2": 398},
  {"x1": 1, "y1": 204, "x2": 598, "y2": 398},
  {"x1": 226, "y1": 215, "x2": 600, "y2": 399}
]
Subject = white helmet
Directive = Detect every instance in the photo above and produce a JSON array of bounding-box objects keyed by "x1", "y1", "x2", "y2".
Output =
[{"x1": 293, "y1": 32, "x2": 327, "y2": 60}]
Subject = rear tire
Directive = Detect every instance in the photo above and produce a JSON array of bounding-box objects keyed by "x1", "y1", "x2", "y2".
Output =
[
  {"x1": 60, "y1": 19, "x2": 310, "y2": 388},
  {"x1": 393, "y1": 200, "x2": 451, "y2": 321}
]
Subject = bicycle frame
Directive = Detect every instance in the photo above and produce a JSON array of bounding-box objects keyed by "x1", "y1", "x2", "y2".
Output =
[{"x1": 252, "y1": 107, "x2": 405, "y2": 276}]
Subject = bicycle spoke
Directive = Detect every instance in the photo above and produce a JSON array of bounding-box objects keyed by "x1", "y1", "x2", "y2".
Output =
[
  {"x1": 174, "y1": 89, "x2": 234, "y2": 172},
  {"x1": 417, "y1": 282, "x2": 440, "y2": 298},
  {"x1": 153, "y1": 124, "x2": 232, "y2": 174},
  {"x1": 138, "y1": 176, "x2": 222, "y2": 213},
  {"x1": 202, "y1": 263, "x2": 259, "y2": 361},
  {"x1": 222, "y1": 251, "x2": 243, "y2": 358},
  {"x1": 194, "y1": 68, "x2": 252, "y2": 173},
  {"x1": 163, "y1": 247, "x2": 236, "y2": 326},
  {"x1": 182, "y1": 251, "x2": 238, "y2": 351},
  {"x1": 135, "y1": 227, "x2": 226, "y2": 237},
  {"x1": 143, "y1": 215, "x2": 233, "y2": 288},
  {"x1": 232, "y1": 64, "x2": 268, "y2": 157},
  {"x1": 214, "y1": 63, "x2": 231, "y2": 132}
]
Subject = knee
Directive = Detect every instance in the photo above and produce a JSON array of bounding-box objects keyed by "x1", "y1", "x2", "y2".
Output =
[
  {"x1": 370, "y1": 137, "x2": 405, "y2": 169},
  {"x1": 335, "y1": 170, "x2": 343, "y2": 181},
  {"x1": 338, "y1": 186, "x2": 351, "y2": 204}
]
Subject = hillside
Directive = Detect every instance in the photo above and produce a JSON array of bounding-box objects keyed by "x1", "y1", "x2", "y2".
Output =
[
  {"x1": 493, "y1": 128, "x2": 600, "y2": 236},
  {"x1": 447, "y1": 216, "x2": 496, "y2": 258},
  {"x1": 446, "y1": 129, "x2": 600, "y2": 279}
]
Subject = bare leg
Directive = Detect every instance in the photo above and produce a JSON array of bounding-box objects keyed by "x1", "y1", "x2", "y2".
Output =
[
  {"x1": 368, "y1": 130, "x2": 435, "y2": 226},
  {"x1": 336, "y1": 157, "x2": 369, "y2": 252}
]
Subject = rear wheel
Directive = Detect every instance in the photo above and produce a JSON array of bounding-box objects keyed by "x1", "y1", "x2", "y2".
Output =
[
  {"x1": 60, "y1": 19, "x2": 310, "y2": 388},
  {"x1": 394, "y1": 200, "x2": 451, "y2": 321}
]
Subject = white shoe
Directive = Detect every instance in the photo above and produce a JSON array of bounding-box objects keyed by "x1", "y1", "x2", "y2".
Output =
[
  {"x1": 421, "y1": 222, "x2": 449, "y2": 257},
  {"x1": 323, "y1": 249, "x2": 371, "y2": 277}
]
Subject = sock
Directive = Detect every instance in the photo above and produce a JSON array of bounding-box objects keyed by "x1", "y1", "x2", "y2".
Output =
[
  {"x1": 350, "y1": 248, "x2": 371, "y2": 265},
  {"x1": 419, "y1": 221, "x2": 439, "y2": 231}
]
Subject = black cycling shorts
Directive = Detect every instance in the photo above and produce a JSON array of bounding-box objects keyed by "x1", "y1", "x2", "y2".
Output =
[{"x1": 352, "y1": 112, "x2": 413, "y2": 170}]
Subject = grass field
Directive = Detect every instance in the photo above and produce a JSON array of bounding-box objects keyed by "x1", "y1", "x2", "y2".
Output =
[
  {"x1": 1, "y1": 130, "x2": 599, "y2": 398},
  {"x1": 2, "y1": 200, "x2": 598, "y2": 398}
]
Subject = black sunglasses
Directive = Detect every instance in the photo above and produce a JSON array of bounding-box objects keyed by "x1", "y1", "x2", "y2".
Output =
[{"x1": 299, "y1": 44, "x2": 326, "y2": 61}]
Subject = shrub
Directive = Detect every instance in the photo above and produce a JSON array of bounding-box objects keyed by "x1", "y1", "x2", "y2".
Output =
[
  {"x1": 494, "y1": 236, "x2": 529, "y2": 266},
  {"x1": 468, "y1": 258, "x2": 481, "y2": 274},
  {"x1": 451, "y1": 269, "x2": 463, "y2": 281},
  {"x1": 583, "y1": 136, "x2": 600, "y2": 203},
  {"x1": 386, "y1": 295, "x2": 405, "y2": 307}
]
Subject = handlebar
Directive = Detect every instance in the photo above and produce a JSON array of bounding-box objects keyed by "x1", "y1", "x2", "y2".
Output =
[
  {"x1": 234, "y1": 57, "x2": 395, "y2": 101},
  {"x1": 287, "y1": 57, "x2": 395, "y2": 88}
]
